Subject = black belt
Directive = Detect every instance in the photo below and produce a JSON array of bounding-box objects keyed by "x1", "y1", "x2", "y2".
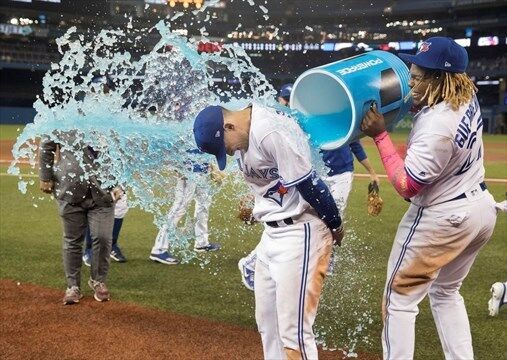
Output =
[
  {"x1": 447, "y1": 182, "x2": 487, "y2": 202},
  {"x1": 266, "y1": 217, "x2": 294, "y2": 228}
]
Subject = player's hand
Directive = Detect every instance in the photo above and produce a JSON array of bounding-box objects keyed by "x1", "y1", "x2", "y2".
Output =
[
  {"x1": 111, "y1": 186, "x2": 124, "y2": 202},
  {"x1": 361, "y1": 103, "x2": 386, "y2": 137},
  {"x1": 331, "y1": 225, "x2": 345, "y2": 247},
  {"x1": 40, "y1": 180, "x2": 54, "y2": 194},
  {"x1": 370, "y1": 172, "x2": 380, "y2": 184}
]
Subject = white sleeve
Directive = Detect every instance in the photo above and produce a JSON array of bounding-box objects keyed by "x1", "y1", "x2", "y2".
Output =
[
  {"x1": 404, "y1": 133, "x2": 453, "y2": 185},
  {"x1": 260, "y1": 130, "x2": 313, "y2": 187}
]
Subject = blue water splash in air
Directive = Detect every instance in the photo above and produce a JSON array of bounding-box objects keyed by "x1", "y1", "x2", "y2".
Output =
[{"x1": 7, "y1": 3, "x2": 375, "y2": 354}]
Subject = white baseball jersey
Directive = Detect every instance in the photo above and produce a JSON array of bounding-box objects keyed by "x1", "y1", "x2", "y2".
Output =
[
  {"x1": 234, "y1": 104, "x2": 313, "y2": 222},
  {"x1": 405, "y1": 94, "x2": 485, "y2": 207}
]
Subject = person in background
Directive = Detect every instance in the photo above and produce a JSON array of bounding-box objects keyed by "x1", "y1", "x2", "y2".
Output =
[
  {"x1": 149, "y1": 149, "x2": 222, "y2": 265},
  {"x1": 277, "y1": 83, "x2": 293, "y2": 107},
  {"x1": 39, "y1": 134, "x2": 120, "y2": 304}
]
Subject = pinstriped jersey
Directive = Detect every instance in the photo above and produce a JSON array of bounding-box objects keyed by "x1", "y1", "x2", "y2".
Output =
[
  {"x1": 235, "y1": 104, "x2": 313, "y2": 222},
  {"x1": 405, "y1": 95, "x2": 485, "y2": 207}
]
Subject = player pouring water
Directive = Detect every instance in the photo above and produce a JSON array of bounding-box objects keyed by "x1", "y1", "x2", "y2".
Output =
[{"x1": 361, "y1": 37, "x2": 499, "y2": 360}]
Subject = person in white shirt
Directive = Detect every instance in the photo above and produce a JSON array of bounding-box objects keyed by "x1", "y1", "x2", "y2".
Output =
[
  {"x1": 361, "y1": 37, "x2": 498, "y2": 360},
  {"x1": 193, "y1": 103, "x2": 344, "y2": 359}
]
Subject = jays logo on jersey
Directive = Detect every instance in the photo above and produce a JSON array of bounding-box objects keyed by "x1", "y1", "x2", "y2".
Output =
[{"x1": 263, "y1": 181, "x2": 289, "y2": 206}]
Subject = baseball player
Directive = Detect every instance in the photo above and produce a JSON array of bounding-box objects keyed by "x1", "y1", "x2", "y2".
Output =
[
  {"x1": 150, "y1": 149, "x2": 221, "y2": 265},
  {"x1": 361, "y1": 37, "x2": 498, "y2": 359},
  {"x1": 277, "y1": 83, "x2": 293, "y2": 107},
  {"x1": 83, "y1": 193, "x2": 129, "y2": 265},
  {"x1": 194, "y1": 104, "x2": 344, "y2": 359},
  {"x1": 237, "y1": 83, "x2": 380, "y2": 289}
]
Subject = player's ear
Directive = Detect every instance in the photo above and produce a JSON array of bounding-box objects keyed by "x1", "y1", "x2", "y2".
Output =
[{"x1": 224, "y1": 123, "x2": 234, "y2": 131}]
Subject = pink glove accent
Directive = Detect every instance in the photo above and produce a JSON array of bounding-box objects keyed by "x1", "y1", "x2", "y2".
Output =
[{"x1": 373, "y1": 131, "x2": 425, "y2": 199}]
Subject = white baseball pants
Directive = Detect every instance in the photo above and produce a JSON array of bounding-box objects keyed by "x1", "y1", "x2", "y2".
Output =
[
  {"x1": 324, "y1": 171, "x2": 354, "y2": 215},
  {"x1": 151, "y1": 177, "x2": 211, "y2": 254},
  {"x1": 255, "y1": 214, "x2": 332, "y2": 360},
  {"x1": 114, "y1": 194, "x2": 129, "y2": 219},
  {"x1": 382, "y1": 188, "x2": 497, "y2": 360}
]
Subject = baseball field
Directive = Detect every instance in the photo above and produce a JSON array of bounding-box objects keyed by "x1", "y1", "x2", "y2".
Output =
[{"x1": 0, "y1": 124, "x2": 505, "y2": 359}]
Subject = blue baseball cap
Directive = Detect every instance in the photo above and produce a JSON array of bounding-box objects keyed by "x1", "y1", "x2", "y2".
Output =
[
  {"x1": 279, "y1": 83, "x2": 293, "y2": 98},
  {"x1": 398, "y1": 37, "x2": 468, "y2": 73},
  {"x1": 193, "y1": 106, "x2": 227, "y2": 170}
]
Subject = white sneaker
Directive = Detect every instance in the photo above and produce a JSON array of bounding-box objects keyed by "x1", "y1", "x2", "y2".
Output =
[{"x1": 488, "y1": 282, "x2": 506, "y2": 316}]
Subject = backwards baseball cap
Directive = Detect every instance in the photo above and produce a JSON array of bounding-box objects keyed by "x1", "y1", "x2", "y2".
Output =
[
  {"x1": 398, "y1": 37, "x2": 468, "y2": 73},
  {"x1": 193, "y1": 106, "x2": 227, "y2": 170},
  {"x1": 279, "y1": 83, "x2": 294, "y2": 99}
]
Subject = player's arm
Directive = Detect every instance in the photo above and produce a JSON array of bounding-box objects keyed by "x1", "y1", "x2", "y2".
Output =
[
  {"x1": 295, "y1": 172, "x2": 344, "y2": 244},
  {"x1": 370, "y1": 132, "x2": 423, "y2": 198},
  {"x1": 350, "y1": 141, "x2": 379, "y2": 183},
  {"x1": 39, "y1": 138, "x2": 57, "y2": 194}
]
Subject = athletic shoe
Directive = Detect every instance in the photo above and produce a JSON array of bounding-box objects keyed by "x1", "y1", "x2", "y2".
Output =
[
  {"x1": 238, "y1": 257, "x2": 255, "y2": 291},
  {"x1": 194, "y1": 243, "x2": 221, "y2": 253},
  {"x1": 82, "y1": 248, "x2": 92, "y2": 267},
  {"x1": 149, "y1": 251, "x2": 180, "y2": 265},
  {"x1": 488, "y1": 282, "x2": 506, "y2": 316},
  {"x1": 63, "y1": 286, "x2": 83, "y2": 305},
  {"x1": 88, "y1": 279, "x2": 111, "y2": 302},
  {"x1": 110, "y1": 244, "x2": 127, "y2": 263}
]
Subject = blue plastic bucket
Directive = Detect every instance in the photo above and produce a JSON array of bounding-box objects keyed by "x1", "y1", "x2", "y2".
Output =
[{"x1": 290, "y1": 50, "x2": 412, "y2": 150}]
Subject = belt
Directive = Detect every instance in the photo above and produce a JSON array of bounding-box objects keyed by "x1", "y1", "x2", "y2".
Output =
[
  {"x1": 447, "y1": 182, "x2": 487, "y2": 202},
  {"x1": 266, "y1": 217, "x2": 294, "y2": 228}
]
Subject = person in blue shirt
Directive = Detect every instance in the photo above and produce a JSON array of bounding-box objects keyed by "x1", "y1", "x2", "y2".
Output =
[{"x1": 321, "y1": 142, "x2": 379, "y2": 215}]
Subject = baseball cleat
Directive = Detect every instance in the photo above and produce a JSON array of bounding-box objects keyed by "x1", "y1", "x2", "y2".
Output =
[
  {"x1": 110, "y1": 244, "x2": 127, "y2": 263},
  {"x1": 488, "y1": 282, "x2": 506, "y2": 316},
  {"x1": 238, "y1": 257, "x2": 255, "y2": 291},
  {"x1": 88, "y1": 279, "x2": 110, "y2": 302},
  {"x1": 194, "y1": 243, "x2": 221, "y2": 253},
  {"x1": 63, "y1": 286, "x2": 83, "y2": 305},
  {"x1": 82, "y1": 248, "x2": 92, "y2": 267},
  {"x1": 149, "y1": 251, "x2": 180, "y2": 265}
]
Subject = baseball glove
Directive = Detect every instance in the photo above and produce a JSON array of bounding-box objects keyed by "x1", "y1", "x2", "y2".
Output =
[
  {"x1": 209, "y1": 164, "x2": 227, "y2": 185},
  {"x1": 238, "y1": 194, "x2": 256, "y2": 225},
  {"x1": 367, "y1": 181, "x2": 383, "y2": 216}
]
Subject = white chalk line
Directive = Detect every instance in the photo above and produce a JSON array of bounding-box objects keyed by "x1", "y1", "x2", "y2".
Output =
[{"x1": 1, "y1": 172, "x2": 506, "y2": 183}]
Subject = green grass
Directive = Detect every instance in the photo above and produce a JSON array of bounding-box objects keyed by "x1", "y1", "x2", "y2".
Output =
[
  {"x1": 1, "y1": 124, "x2": 506, "y2": 358},
  {"x1": 0, "y1": 125, "x2": 25, "y2": 140}
]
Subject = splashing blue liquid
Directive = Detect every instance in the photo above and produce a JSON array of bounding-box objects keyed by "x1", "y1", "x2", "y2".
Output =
[
  {"x1": 8, "y1": 7, "x2": 375, "y2": 353},
  {"x1": 298, "y1": 113, "x2": 352, "y2": 149}
]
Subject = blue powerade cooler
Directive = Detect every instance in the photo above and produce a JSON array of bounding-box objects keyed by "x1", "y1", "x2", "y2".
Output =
[{"x1": 290, "y1": 50, "x2": 412, "y2": 150}]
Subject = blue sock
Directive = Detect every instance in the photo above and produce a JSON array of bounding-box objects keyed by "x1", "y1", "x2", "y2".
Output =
[{"x1": 112, "y1": 218, "x2": 124, "y2": 246}]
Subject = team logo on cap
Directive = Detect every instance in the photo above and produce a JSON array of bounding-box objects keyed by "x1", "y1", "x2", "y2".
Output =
[
  {"x1": 418, "y1": 41, "x2": 431, "y2": 53},
  {"x1": 263, "y1": 181, "x2": 289, "y2": 206}
]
